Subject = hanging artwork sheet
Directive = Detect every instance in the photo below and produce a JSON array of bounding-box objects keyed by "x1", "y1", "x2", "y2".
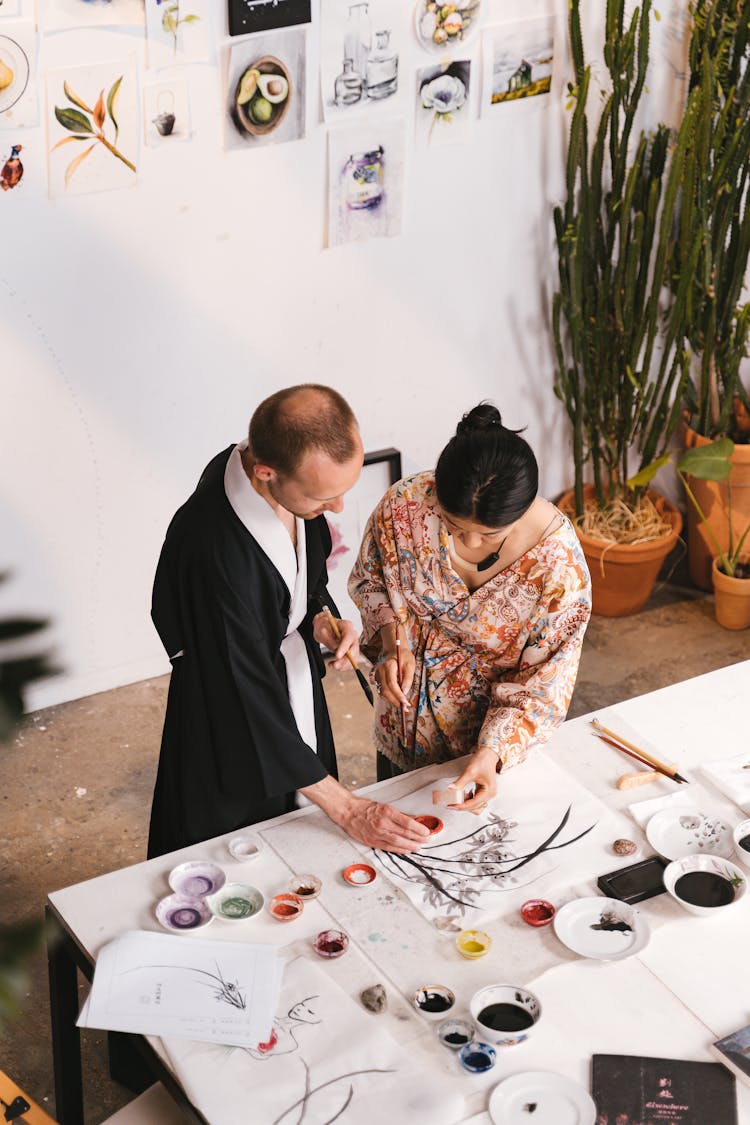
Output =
[
  {"x1": 415, "y1": 58, "x2": 472, "y2": 148},
  {"x1": 0, "y1": 2, "x2": 21, "y2": 18},
  {"x1": 145, "y1": 0, "x2": 211, "y2": 71},
  {"x1": 0, "y1": 134, "x2": 45, "y2": 197},
  {"x1": 224, "y1": 26, "x2": 306, "y2": 151},
  {"x1": 0, "y1": 20, "x2": 38, "y2": 128},
  {"x1": 47, "y1": 58, "x2": 138, "y2": 197},
  {"x1": 327, "y1": 117, "x2": 405, "y2": 248},
  {"x1": 481, "y1": 13, "x2": 557, "y2": 115},
  {"x1": 227, "y1": 0, "x2": 311, "y2": 37},
  {"x1": 38, "y1": 0, "x2": 144, "y2": 32},
  {"x1": 143, "y1": 77, "x2": 191, "y2": 145},
  {"x1": 413, "y1": 0, "x2": 481, "y2": 55},
  {"x1": 320, "y1": 0, "x2": 408, "y2": 123}
]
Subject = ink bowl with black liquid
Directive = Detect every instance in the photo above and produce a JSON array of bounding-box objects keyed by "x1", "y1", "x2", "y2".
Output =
[
  {"x1": 412, "y1": 985, "x2": 455, "y2": 1021},
  {"x1": 469, "y1": 983, "x2": 541, "y2": 1047},
  {"x1": 663, "y1": 853, "x2": 746, "y2": 917},
  {"x1": 732, "y1": 818, "x2": 750, "y2": 871}
]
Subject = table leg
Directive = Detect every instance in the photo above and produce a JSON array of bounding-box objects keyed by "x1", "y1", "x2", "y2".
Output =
[{"x1": 46, "y1": 905, "x2": 84, "y2": 1125}]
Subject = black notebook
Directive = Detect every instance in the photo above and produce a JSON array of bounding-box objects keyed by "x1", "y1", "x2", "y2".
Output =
[
  {"x1": 592, "y1": 1053, "x2": 737, "y2": 1124},
  {"x1": 711, "y1": 1023, "x2": 750, "y2": 1089}
]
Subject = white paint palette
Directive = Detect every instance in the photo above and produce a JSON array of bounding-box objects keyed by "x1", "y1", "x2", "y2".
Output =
[
  {"x1": 646, "y1": 807, "x2": 734, "y2": 861},
  {"x1": 489, "y1": 1071, "x2": 596, "y2": 1125},
  {"x1": 553, "y1": 896, "x2": 649, "y2": 961}
]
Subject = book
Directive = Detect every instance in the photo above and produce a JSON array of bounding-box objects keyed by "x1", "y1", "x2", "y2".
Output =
[
  {"x1": 592, "y1": 1053, "x2": 737, "y2": 1124},
  {"x1": 712, "y1": 1024, "x2": 750, "y2": 1090}
]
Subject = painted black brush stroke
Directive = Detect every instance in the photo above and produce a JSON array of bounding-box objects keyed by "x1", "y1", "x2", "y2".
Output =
[{"x1": 272, "y1": 1061, "x2": 396, "y2": 1125}]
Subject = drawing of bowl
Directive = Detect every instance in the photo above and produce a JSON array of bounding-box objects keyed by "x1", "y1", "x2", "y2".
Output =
[
  {"x1": 732, "y1": 818, "x2": 750, "y2": 870},
  {"x1": 156, "y1": 893, "x2": 213, "y2": 932},
  {"x1": 168, "y1": 861, "x2": 226, "y2": 898},
  {"x1": 233, "y1": 56, "x2": 291, "y2": 138},
  {"x1": 206, "y1": 882, "x2": 264, "y2": 921}
]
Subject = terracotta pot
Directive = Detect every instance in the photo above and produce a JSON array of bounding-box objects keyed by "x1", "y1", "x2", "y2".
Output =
[
  {"x1": 558, "y1": 486, "x2": 683, "y2": 617},
  {"x1": 683, "y1": 424, "x2": 750, "y2": 590},
  {"x1": 712, "y1": 555, "x2": 750, "y2": 630}
]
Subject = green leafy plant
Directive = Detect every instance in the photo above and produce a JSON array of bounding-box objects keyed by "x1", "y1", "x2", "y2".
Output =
[
  {"x1": 157, "y1": 0, "x2": 200, "y2": 56},
  {"x1": 52, "y1": 77, "x2": 135, "y2": 189}
]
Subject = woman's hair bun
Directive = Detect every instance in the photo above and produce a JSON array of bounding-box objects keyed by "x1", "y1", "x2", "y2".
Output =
[{"x1": 456, "y1": 403, "x2": 502, "y2": 436}]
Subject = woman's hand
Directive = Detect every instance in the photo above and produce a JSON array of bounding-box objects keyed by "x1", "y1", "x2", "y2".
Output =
[
  {"x1": 447, "y1": 748, "x2": 500, "y2": 814},
  {"x1": 313, "y1": 613, "x2": 360, "y2": 669},
  {"x1": 374, "y1": 642, "x2": 415, "y2": 707}
]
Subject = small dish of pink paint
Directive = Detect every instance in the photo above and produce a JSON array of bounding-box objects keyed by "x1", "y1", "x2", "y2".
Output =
[
  {"x1": 342, "y1": 863, "x2": 377, "y2": 886},
  {"x1": 313, "y1": 929, "x2": 349, "y2": 958},
  {"x1": 520, "y1": 899, "x2": 556, "y2": 927}
]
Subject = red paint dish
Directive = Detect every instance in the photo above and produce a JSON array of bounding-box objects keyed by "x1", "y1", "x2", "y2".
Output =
[
  {"x1": 414, "y1": 815, "x2": 444, "y2": 835},
  {"x1": 313, "y1": 929, "x2": 349, "y2": 959},
  {"x1": 520, "y1": 899, "x2": 556, "y2": 926},
  {"x1": 343, "y1": 863, "x2": 377, "y2": 886},
  {"x1": 269, "y1": 892, "x2": 304, "y2": 921}
]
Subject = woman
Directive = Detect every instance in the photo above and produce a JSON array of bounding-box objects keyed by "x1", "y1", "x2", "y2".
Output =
[{"x1": 348, "y1": 403, "x2": 591, "y2": 813}]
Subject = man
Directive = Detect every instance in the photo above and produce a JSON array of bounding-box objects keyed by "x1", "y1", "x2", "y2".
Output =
[{"x1": 147, "y1": 384, "x2": 428, "y2": 858}]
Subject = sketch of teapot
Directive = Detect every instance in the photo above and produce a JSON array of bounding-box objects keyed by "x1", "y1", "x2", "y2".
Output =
[{"x1": 152, "y1": 88, "x2": 176, "y2": 136}]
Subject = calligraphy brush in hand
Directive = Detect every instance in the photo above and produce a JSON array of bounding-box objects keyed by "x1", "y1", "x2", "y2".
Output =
[{"x1": 318, "y1": 603, "x2": 373, "y2": 706}]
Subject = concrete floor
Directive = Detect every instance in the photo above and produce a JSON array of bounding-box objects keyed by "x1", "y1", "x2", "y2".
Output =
[{"x1": 1, "y1": 577, "x2": 749, "y2": 1123}]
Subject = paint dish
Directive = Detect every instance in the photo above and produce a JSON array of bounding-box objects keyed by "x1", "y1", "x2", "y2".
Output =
[
  {"x1": 437, "y1": 1018, "x2": 474, "y2": 1050},
  {"x1": 414, "y1": 814, "x2": 444, "y2": 836},
  {"x1": 288, "y1": 873, "x2": 322, "y2": 899},
  {"x1": 268, "y1": 892, "x2": 304, "y2": 922},
  {"x1": 313, "y1": 929, "x2": 349, "y2": 959},
  {"x1": 458, "y1": 1041, "x2": 497, "y2": 1074},
  {"x1": 470, "y1": 984, "x2": 541, "y2": 1047},
  {"x1": 156, "y1": 894, "x2": 213, "y2": 932},
  {"x1": 553, "y1": 896, "x2": 649, "y2": 960},
  {"x1": 343, "y1": 863, "x2": 377, "y2": 886},
  {"x1": 206, "y1": 882, "x2": 264, "y2": 921},
  {"x1": 646, "y1": 807, "x2": 733, "y2": 861},
  {"x1": 412, "y1": 985, "x2": 455, "y2": 1021},
  {"x1": 168, "y1": 861, "x2": 226, "y2": 898},
  {"x1": 456, "y1": 929, "x2": 492, "y2": 960},
  {"x1": 488, "y1": 1071, "x2": 597, "y2": 1125},
  {"x1": 228, "y1": 835, "x2": 263, "y2": 862},
  {"x1": 520, "y1": 899, "x2": 556, "y2": 927},
  {"x1": 732, "y1": 818, "x2": 750, "y2": 870},
  {"x1": 663, "y1": 853, "x2": 746, "y2": 917}
]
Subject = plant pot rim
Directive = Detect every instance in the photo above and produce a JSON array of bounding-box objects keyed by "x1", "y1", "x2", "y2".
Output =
[
  {"x1": 683, "y1": 421, "x2": 750, "y2": 461},
  {"x1": 712, "y1": 554, "x2": 750, "y2": 585},
  {"x1": 558, "y1": 486, "x2": 682, "y2": 557}
]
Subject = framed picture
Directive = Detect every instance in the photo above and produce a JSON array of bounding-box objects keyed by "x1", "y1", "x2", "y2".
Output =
[
  {"x1": 324, "y1": 447, "x2": 402, "y2": 635},
  {"x1": 227, "y1": 0, "x2": 311, "y2": 38}
]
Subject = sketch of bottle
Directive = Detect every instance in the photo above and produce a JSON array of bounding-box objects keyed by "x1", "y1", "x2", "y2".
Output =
[
  {"x1": 344, "y1": 3, "x2": 371, "y2": 82},
  {"x1": 365, "y1": 30, "x2": 398, "y2": 100},
  {"x1": 334, "y1": 58, "x2": 364, "y2": 106}
]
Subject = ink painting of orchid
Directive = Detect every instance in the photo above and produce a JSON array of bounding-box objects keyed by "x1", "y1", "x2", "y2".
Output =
[{"x1": 416, "y1": 60, "x2": 471, "y2": 147}]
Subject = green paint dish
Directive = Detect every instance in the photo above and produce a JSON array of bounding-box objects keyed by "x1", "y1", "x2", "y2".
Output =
[
  {"x1": 220, "y1": 896, "x2": 255, "y2": 919},
  {"x1": 206, "y1": 882, "x2": 264, "y2": 921}
]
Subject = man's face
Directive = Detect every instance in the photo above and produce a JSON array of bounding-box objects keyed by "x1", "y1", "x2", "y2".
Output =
[{"x1": 265, "y1": 434, "x2": 364, "y2": 519}]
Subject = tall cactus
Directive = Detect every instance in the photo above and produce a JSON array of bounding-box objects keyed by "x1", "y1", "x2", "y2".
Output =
[{"x1": 553, "y1": 0, "x2": 695, "y2": 516}]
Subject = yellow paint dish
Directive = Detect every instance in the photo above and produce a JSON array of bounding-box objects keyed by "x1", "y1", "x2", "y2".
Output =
[{"x1": 456, "y1": 929, "x2": 492, "y2": 959}]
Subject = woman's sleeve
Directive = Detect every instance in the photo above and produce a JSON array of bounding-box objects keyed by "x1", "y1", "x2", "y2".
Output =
[
  {"x1": 477, "y1": 546, "x2": 592, "y2": 770},
  {"x1": 347, "y1": 503, "x2": 398, "y2": 647}
]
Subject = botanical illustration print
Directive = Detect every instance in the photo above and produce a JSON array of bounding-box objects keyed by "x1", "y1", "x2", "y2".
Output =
[
  {"x1": 349, "y1": 471, "x2": 591, "y2": 772},
  {"x1": 146, "y1": 0, "x2": 210, "y2": 70},
  {"x1": 122, "y1": 960, "x2": 248, "y2": 1010},
  {"x1": 416, "y1": 59, "x2": 471, "y2": 148}
]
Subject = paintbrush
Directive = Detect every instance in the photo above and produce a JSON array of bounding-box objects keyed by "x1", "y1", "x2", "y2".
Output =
[
  {"x1": 395, "y1": 633, "x2": 408, "y2": 745},
  {"x1": 319, "y1": 603, "x2": 373, "y2": 706},
  {"x1": 591, "y1": 718, "x2": 688, "y2": 784}
]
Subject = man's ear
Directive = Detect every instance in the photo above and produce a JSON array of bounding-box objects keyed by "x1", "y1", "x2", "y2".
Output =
[{"x1": 253, "y1": 463, "x2": 274, "y2": 482}]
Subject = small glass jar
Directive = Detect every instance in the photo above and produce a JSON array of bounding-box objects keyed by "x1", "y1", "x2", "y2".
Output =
[
  {"x1": 334, "y1": 58, "x2": 363, "y2": 106},
  {"x1": 343, "y1": 147, "x2": 384, "y2": 211}
]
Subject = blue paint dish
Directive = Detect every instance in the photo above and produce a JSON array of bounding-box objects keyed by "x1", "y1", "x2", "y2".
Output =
[{"x1": 458, "y1": 1041, "x2": 497, "y2": 1074}]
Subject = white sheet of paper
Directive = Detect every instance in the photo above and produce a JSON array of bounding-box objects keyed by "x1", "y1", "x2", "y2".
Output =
[{"x1": 78, "y1": 930, "x2": 284, "y2": 1047}]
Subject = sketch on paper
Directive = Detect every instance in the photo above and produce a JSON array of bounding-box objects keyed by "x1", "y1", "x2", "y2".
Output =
[
  {"x1": 39, "y1": 0, "x2": 144, "y2": 32},
  {"x1": 0, "y1": 22, "x2": 38, "y2": 128},
  {"x1": 414, "y1": 0, "x2": 481, "y2": 54},
  {"x1": 245, "y1": 995, "x2": 320, "y2": 1060},
  {"x1": 122, "y1": 960, "x2": 248, "y2": 1009},
  {"x1": 225, "y1": 27, "x2": 305, "y2": 151},
  {"x1": 0, "y1": 141, "x2": 22, "y2": 189},
  {"x1": 144, "y1": 77, "x2": 191, "y2": 145},
  {"x1": 47, "y1": 61, "x2": 137, "y2": 197},
  {"x1": 415, "y1": 59, "x2": 470, "y2": 147},
  {"x1": 483, "y1": 16, "x2": 555, "y2": 109},
  {"x1": 273, "y1": 1060, "x2": 397, "y2": 1125},
  {"x1": 146, "y1": 0, "x2": 210, "y2": 70},
  {"x1": 327, "y1": 119, "x2": 405, "y2": 248},
  {"x1": 227, "y1": 0, "x2": 311, "y2": 37},
  {"x1": 321, "y1": 0, "x2": 407, "y2": 122}
]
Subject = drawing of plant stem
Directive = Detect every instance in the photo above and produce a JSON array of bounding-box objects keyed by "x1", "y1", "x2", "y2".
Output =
[
  {"x1": 121, "y1": 960, "x2": 247, "y2": 1009},
  {"x1": 156, "y1": 0, "x2": 200, "y2": 56},
  {"x1": 272, "y1": 1060, "x2": 396, "y2": 1125},
  {"x1": 52, "y1": 77, "x2": 135, "y2": 188}
]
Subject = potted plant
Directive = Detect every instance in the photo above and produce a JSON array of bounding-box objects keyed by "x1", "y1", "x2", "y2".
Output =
[{"x1": 553, "y1": 0, "x2": 696, "y2": 616}]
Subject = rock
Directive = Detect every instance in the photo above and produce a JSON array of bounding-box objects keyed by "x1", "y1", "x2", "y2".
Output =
[
  {"x1": 613, "y1": 838, "x2": 636, "y2": 856},
  {"x1": 361, "y1": 984, "x2": 387, "y2": 1013}
]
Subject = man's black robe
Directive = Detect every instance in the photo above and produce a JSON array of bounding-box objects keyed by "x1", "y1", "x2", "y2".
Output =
[{"x1": 147, "y1": 446, "x2": 338, "y2": 858}]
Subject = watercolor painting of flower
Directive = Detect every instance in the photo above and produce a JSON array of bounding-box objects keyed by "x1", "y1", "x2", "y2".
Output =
[
  {"x1": 416, "y1": 60, "x2": 471, "y2": 147},
  {"x1": 51, "y1": 75, "x2": 135, "y2": 188},
  {"x1": 155, "y1": 0, "x2": 200, "y2": 56}
]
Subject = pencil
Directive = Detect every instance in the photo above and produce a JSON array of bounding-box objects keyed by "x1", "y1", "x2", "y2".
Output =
[
  {"x1": 395, "y1": 633, "x2": 408, "y2": 744},
  {"x1": 591, "y1": 718, "x2": 688, "y2": 784},
  {"x1": 319, "y1": 604, "x2": 374, "y2": 706}
]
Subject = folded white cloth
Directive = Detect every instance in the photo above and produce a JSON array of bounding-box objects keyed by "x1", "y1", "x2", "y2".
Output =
[
  {"x1": 701, "y1": 752, "x2": 750, "y2": 815},
  {"x1": 628, "y1": 790, "x2": 697, "y2": 829}
]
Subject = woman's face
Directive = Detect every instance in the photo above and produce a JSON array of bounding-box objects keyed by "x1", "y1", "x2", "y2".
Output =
[{"x1": 440, "y1": 509, "x2": 511, "y2": 551}]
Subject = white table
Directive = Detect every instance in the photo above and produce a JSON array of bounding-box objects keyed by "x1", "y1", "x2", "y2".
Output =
[{"x1": 47, "y1": 660, "x2": 750, "y2": 1124}]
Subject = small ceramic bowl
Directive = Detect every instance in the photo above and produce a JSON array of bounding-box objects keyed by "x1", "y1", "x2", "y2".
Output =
[
  {"x1": 313, "y1": 929, "x2": 349, "y2": 958},
  {"x1": 288, "y1": 873, "x2": 322, "y2": 900},
  {"x1": 470, "y1": 983, "x2": 542, "y2": 1047},
  {"x1": 456, "y1": 929, "x2": 492, "y2": 959},
  {"x1": 732, "y1": 818, "x2": 750, "y2": 870},
  {"x1": 458, "y1": 1041, "x2": 497, "y2": 1074},
  {"x1": 412, "y1": 985, "x2": 455, "y2": 1021},
  {"x1": 268, "y1": 892, "x2": 304, "y2": 921},
  {"x1": 168, "y1": 861, "x2": 226, "y2": 898},
  {"x1": 520, "y1": 899, "x2": 556, "y2": 927},
  {"x1": 663, "y1": 853, "x2": 747, "y2": 917},
  {"x1": 342, "y1": 863, "x2": 377, "y2": 886},
  {"x1": 414, "y1": 814, "x2": 444, "y2": 836},
  {"x1": 205, "y1": 882, "x2": 264, "y2": 921},
  {"x1": 156, "y1": 894, "x2": 213, "y2": 932},
  {"x1": 437, "y1": 1018, "x2": 474, "y2": 1050},
  {"x1": 228, "y1": 835, "x2": 263, "y2": 862}
]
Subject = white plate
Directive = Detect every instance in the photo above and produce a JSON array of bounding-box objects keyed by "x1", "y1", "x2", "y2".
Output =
[
  {"x1": 489, "y1": 1071, "x2": 596, "y2": 1125},
  {"x1": 553, "y1": 896, "x2": 649, "y2": 961},
  {"x1": 0, "y1": 36, "x2": 30, "y2": 114},
  {"x1": 646, "y1": 807, "x2": 734, "y2": 860}
]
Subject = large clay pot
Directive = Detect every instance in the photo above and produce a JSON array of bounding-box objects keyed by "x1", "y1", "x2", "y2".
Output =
[
  {"x1": 558, "y1": 486, "x2": 683, "y2": 617},
  {"x1": 683, "y1": 424, "x2": 750, "y2": 590},
  {"x1": 712, "y1": 555, "x2": 750, "y2": 630}
]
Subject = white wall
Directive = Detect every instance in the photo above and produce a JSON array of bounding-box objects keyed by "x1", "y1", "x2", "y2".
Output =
[{"x1": 1, "y1": 0, "x2": 687, "y2": 708}]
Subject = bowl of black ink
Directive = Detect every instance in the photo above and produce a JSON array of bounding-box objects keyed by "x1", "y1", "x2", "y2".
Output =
[
  {"x1": 663, "y1": 853, "x2": 746, "y2": 917},
  {"x1": 469, "y1": 983, "x2": 541, "y2": 1047},
  {"x1": 733, "y1": 818, "x2": 750, "y2": 871},
  {"x1": 412, "y1": 985, "x2": 455, "y2": 1021}
]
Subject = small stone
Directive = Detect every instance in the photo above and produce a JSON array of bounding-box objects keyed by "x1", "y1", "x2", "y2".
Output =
[
  {"x1": 361, "y1": 984, "x2": 387, "y2": 1013},
  {"x1": 613, "y1": 838, "x2": 636, "y2": 856}
]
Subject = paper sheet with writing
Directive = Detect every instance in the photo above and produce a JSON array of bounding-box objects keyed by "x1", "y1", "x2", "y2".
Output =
[{"x1": 77, "y1": 930, "x2": 283, "y2": 1047}]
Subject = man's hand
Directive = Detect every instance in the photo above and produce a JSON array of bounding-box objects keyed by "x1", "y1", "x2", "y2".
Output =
[
  {"x1": 447, "y1": 748, "x2": 500, "y2": 814},
  {"x1": 313, "y1": 612, "x2": 360, "y2": 670},
  {"x1": 301, "y1": 775, "x2": 430, "y2": 853}
]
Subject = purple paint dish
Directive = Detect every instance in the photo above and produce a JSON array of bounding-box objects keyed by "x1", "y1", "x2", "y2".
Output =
[
  {"x1": 458, "y1": 1041, "x2": 497, "y2": 1074},
  {"x1": 168, "y1": 861, "x2": 226, "y2": 898},
  {"x1": 156, "y1": 894, "x2": 213, "y2": 932}
]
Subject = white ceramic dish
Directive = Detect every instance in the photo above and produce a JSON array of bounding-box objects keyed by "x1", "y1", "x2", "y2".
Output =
[
  {"x1": 646, "y1": 807, "x2": 733, "y2": 860},
  {"x1": 663, "y1": 853, "x2": 747, "y2": 916},
  {"x1": 168, "y1": 861, "x2": 226, "y2": 898},
  {"x1": 553, "y1": 896, "x2": 649, "y2": 961},
  {"x1": 732, "y1": 818, "x2": 750, "y2": 870},
  {"x1": 470, "y1": 983, "x2": 541, "y2": 1047},
  {"x1": 228, "y1": 835, "x2": 263, "y2": 861},
  {"x1": 155, "y1": 894, "x2": 213, "y2": 932},
  {"x1": 489, "y1": 1071, "x2": 596, "y2": 1125},
  {"x1": 205, "y1": 882, "x2": 264, "y2": 921}
]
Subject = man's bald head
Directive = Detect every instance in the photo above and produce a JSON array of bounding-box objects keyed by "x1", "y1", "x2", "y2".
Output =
[{"x1": 248, "y1": 384, "x2": 359, "y2": 478}]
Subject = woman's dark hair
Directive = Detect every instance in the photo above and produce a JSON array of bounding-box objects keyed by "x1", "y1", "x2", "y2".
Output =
[{"x1": 435, "y1": 403, "x2": 538, "y2": 527}]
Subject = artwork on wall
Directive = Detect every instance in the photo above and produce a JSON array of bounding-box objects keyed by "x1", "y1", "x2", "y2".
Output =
[
  {"x1": 227, "y1": 0, "x2": 311, "y2": 38},
  {"x1": 47, "y1": 59, "x2": 138, "y2": 197},
  {"x1": 224, "y1": 26, "x2": 306, "y2": 151},
  {"x1": 0, "y1": 21, "x2": 38, "y2": 128},
  {"x1": 414, "y1": 0, "x2": 481, "y2": 55},
  {"x1": 415, "y1": 59, "x2": 471, "y2": 148},
  {"x1": 326, "y1": 118, "x2": 405, "y2": 248},
  {"x1": 0, "y1": 1, "x2": 21, "y2": 18},
  {"x1": 482, "y1": 14, "x2": 556, "y2": 112},
  {"x1": 39, "y1": 0, "x2": 145, "y2": 32},
  {"x1": 143, "y1": 77, "x2": 191, "y2": 145},
  {"x1": 145, "y1": 0, "x2": 211, "y2": 71},
  {"x1": 320, "y1": 0, "x2": 407, "y2": 122}
]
